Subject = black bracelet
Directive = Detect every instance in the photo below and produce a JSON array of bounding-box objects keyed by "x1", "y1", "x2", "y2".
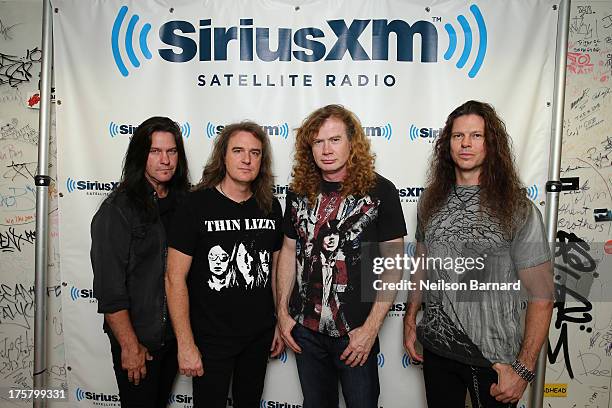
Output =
[{"x1": 511, "y1": 359, "x2": 536, "y2": 383}]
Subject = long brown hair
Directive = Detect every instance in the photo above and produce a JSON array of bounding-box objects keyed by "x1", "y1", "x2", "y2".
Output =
[
  {"x1": 195, "y1": 121, "x2": 275, "y2": 213},
  {"x1": 420, "y1": 100, "x2": 529, "y2": 234},
  {"x1": 290, "y1": 104, "x2": 376, "y2": 205}
]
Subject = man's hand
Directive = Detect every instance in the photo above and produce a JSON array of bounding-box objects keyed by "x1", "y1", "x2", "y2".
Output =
[
  {"x1": 340, "y1": 324, "x2": 378, "y2": 367},
  {"x1": 178, "y1": 343, "x2": 204, "y2": 377},
  {"x1": 403, "y1": 320, "x2": 423, "y2": 363},
  {"x1": 270, "y1": 324, "x2": 286, "y2": 358},
  {"x1": 490, "y1": 363, "x2": 528, "y2": 404},
  {"x1": 278, "y1": 312, "x2": 301, "y2": 353},
  {"x1": 121, "y1": 343, "x2": 152, "y2": 385}
]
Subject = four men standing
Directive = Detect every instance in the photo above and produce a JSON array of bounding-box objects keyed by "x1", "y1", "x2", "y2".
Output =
[{"x1": 91, "y1": 102, "x2": 552, "y2": 407}]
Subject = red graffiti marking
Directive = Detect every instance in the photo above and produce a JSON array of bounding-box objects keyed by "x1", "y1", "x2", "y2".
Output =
[
  {"x1": 27, "y1": 93, "x2": 39, "y2": 107},
  {"x1": 568, "y1": 52, "x2": 594, "y2": 74}
]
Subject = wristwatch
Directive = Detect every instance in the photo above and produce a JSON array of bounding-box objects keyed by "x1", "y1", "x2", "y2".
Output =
[{"x1": 511, "y1": 359, "x2": 536, "y2": 383}]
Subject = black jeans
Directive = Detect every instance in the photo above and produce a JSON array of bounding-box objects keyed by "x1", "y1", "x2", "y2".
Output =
[
  {"x1": 292, "y1": 323, "x2": 380, "y2": 408},
  {"x1": 110, "y1": 339, "x2": 178, "y2": 408},
  {"x1": 423, "y1": 348, "x2": 518, "y2": 408},
  {"x1": 192, "y1": 327, "x2": 274, "y2": 408}
]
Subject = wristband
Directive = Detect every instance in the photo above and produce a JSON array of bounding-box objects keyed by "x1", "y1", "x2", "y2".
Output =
[{"x1": 511, "y1": 359, "x2": 536, "y2": 383}]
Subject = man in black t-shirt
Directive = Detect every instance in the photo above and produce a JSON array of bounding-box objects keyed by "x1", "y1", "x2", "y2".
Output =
[
  {"x1": 277, "y1": 105, "x2": 406, "y2": 408},
  {"x1": 166, "y1": 122, "x2": 284, "y2": 408}
]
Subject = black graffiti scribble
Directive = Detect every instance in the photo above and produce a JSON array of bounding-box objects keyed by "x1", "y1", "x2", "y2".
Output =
[
  {"x1": 547, "y1": 230, "x2": 595, "y2": 379},
  {"x1": 3, "y1": 161, "x2": 36, "y2": 181},
  {"x1": 0, "y1": 227, "x2": 35, "y2": 252},
  {"x1": 0, "y1": 47, "x2": 42, "y2": 88},
  {"x1": 0, "y1": 19, "x2": 20, "y2": 41},
  {"x1": 0, "y1": 284, "x2": 34, "y2": 329}
]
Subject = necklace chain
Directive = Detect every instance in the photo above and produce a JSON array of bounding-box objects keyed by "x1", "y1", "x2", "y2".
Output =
[{"x1": 218, "y1": 183, "x2": 252, "y2": 203}]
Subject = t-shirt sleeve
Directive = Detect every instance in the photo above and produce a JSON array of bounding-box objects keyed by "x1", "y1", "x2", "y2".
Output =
[
  {"x1": 282, "y1": 190, "x2": 298, "y2": 240},
  {"x1": 376, "y1": 177, "x2": 407, "y2": 242},
  {"x1": 167, "y1": 192, "x2": 199, "y2": 256},
  {"x1": 273, "y1": 198, "x2": 284, "y2": 251},
  {"x1": 510, "y1": 202, "x2": 551, "y2": 270}
]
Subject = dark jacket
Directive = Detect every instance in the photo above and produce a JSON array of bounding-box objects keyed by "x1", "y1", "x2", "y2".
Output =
[{"x1": 90, "y1": 188, "x2": 181, "y2": 351}]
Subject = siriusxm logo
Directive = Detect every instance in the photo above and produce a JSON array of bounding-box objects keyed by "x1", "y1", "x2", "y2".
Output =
[
  {"x1": 401, "y1": 352, "x2": 422, "y2": 368},
  {"x1": 278, "y1": 349, "x2": 288, "y2": 363},
  {"x1": 260, "y1": 400, "x2": 302, "y2": 408},
  {"x1": 66, "y1": 177, "x2": 119, "y2": 194},
  {"x1": 70, "y1": 286, "x2": 95, "y2": 302},
  {"x1": 363, "y1": 124, "x2": 392, "y2": 141},
  {"x1": 526, "y1": 184, "x2": 539, "y2": 201},
  {"x1": 397, "y1": 186, "x2": 424, "y2": 203},
  {"x1": 387, "y1": 302, "x2": 407, "y2": 317},
  {"x1": 377, "y1": 352, "x2": 385, "y2": 368},
  {"x1": 272, "y1": 184, "x2": 289, "y2": 198},
  {"x1": 111, "y1": 5, "x2": 487, "y2": 77},
  {"x1": 109, "y1": 122, "x2": 138, "y2": 137},
  {"x1": 206, "y1": 122, "x2": 289, "y2": 139},
  {"x1": 109, "y1": 121, "x2": 191, "y2": 137},
  {"x1": 409, "y1": 124, "x2": 442, "y2": 142},
  {"x1": 168, "y1": 393, "x2": 193, "y2": 404},
  {"x1": 75, "y1": 387, "x2": 120, "y2": 403}
]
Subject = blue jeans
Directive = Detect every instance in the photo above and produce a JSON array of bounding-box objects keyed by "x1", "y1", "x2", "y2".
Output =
[{"x1": 292, "y1": 323, "x2": 380, "y2": 408}]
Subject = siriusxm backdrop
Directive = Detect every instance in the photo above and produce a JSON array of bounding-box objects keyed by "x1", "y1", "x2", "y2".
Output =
[{"x1": 52, "y1": 0, "x2": 557, "y2": 407}]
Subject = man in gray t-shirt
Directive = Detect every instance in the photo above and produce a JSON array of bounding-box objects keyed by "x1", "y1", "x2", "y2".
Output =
[{"x1": 403, "y1": 101, "x2": 553, "y2": 407}]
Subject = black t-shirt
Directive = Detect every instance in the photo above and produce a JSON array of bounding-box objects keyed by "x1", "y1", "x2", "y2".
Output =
[
  {"x1": 168, "y1": 188, "x2": 283, "y2": 339},
  {"x1": 283, "y1": 173, "x2": 406, "y2": 337}
]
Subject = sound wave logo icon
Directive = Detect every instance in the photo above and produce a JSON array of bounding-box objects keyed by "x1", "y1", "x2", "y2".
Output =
[
  {"x1": 364, "y1": 124, "x2": 392, "y2": 141},
  {"x1": 168, "y1": 394, "x2": 176, "y2": 404},
  {"x1": 406, "y1": 242, "x2": 416, "y2": 257},
  {"x1": 377, "y1": 353, "x2": 385, "y2": 368},
  {"x1": 70, "y1": 286, "x2": 80, "y2": 301},
  {"x1": 180, "y1": 122, "x2": 191, "y2": 138},
  {"x1": 526, "y1": 184, "x2": 539, "y2": 201},
  {"x1": 206, "y1": 122, "x2": 218, "y2": 138},
  {"x1": 66, "y1": 177, "x2": 77, "y2": 193},
  {"x1": 401, "y1": 352, "x2": 422, "y2": 368},
  {"x1": 382, "y1": 123, "x2": 392, "y2": 140},
  {"x1": 75, "y1": 387, "x2": 86, "y2": 402},
  {"x1": 109, "y1": 121, "x2": 120, "y2": 137},
  {"x1": 260, "y1": 400, "x2": 268, "y2": 408},
  {"x1": 443, "y1": 4, "x2": 487, "y2": 78},
  {"x1": 401, "y1": 353, "x2": 411, "y2": 368},
  {"x1": 278, "y1": 349, "x2": 288, "y2": 363},
  {"x1": 111, "y1": 6, "x2": 153, "y2": 77},
  {"x1": 409, "y1": 125, "x2": 419, "y2": 141}
]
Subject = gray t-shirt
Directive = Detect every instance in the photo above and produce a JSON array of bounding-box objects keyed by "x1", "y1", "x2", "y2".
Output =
[{"x1": 415, "y1": 185, "x2": 550, "y2": 367}]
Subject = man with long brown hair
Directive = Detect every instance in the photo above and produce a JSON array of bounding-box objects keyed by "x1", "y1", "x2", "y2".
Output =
[
  {"x1": 403, "y1": 100, "x2": 553, "y2": 407},
  {"x1": 165, "y1": 122, "x2": 284, "y2": 408},
  {"x1": 277, "y1": 105, "x2": 406, "y2": 408},
  {"x1": 91, "y1": 116, "x2": 190, "y2": 407}
]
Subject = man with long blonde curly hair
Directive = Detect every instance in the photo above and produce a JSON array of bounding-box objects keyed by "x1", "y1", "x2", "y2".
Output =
[
  {"x1": 277, "y1": 104, "x2": 406, "y2": 408},
  {"x1": 403, "y1": 101, "x2": 553, "y2": 407}
]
